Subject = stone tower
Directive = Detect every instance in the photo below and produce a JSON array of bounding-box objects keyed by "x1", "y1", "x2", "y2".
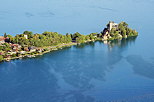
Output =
[{"x1": 107, "y1": 21, "x2": 118, "y2": 31}]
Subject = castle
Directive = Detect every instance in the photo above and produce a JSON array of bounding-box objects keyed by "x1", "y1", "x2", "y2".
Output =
[
  {"x1": 107, "y1": 21, "x2": 118, "y2": 31},
  {"x1": 101, "y1": 21, "x2": 119, "y2": 40}
]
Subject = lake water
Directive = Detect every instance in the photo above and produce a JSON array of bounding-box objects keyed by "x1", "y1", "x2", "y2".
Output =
[{"x1": 0, "y1": 0, "x2": 154, "y2": 102}]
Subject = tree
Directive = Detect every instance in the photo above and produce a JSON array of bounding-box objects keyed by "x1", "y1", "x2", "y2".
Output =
[
  {"x1": 72, "y1": 32, "x2": 82, "y2": 40},
  {"x1": 23, "y1": 31, "x2": 33, "y2": 38},
  {"x1": 0, "y1": 55, "x2": 4, "y2": 62},
  {"x1": 4, "y1": 33, "x2": 7, "y2": 38},
  {"x1": 110, "y1": 28, "x2": 116, "y2": 37},
  {"x1": 7, "y1": 35, "x2": 13, "y2": 38},
  {"x1": 0, "y1": 46, "x2": 3, "y2": 51},
  {"x1": 76, "y1": 35, "x2": 85, "y2": 43},
  {"x1": 85, "y1": 35, "x2": 90, "y2": 41},
  {"x1": 119, "y1": 22, "x2": 128, "y2": 28},
  {"x1": 121, "y1": 28, "x2": 126, "y2": 37}
]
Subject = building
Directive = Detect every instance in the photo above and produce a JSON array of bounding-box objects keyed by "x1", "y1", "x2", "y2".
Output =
[
  {"x1": 0, "y1": 36, "x2": 5, "y2": 44},
  {"x1": 101, "y1": 28, "x2": 111, "y2": 40},
  {"x1": 0, "y1": 52, "x2": 4, "y2": 55},
  {"x1": 28, "y1": 46, "x2": 36, "y2": 52},
  {"x1": 24, "y1": 35, "x2": 28, "y2": 39},
  {"x1": 101, "y1": 21, "x2": 119, "y2": 40},
  {"x1": 20, "y1": 51, "x2": 26, "y2": 54},
  {"x1": 107, "y1": 21, "x2": 118, "y2": 31},
  {"x1": 36, "y1": 48, "x2": 43, "y2": 53},
  {"x1": 11, "y1": 44, "x2": 21, "y2": 52}
]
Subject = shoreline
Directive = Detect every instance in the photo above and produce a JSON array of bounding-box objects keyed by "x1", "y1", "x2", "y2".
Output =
[
  {"x1": 3, "y1": 42, "x2": 78, "y2": 62},
  {"x1": 0, "y1": 21, "x2": 138, "y2": 63},
  {"x1": 1, "y1": 36, "x2": 137, "y2": 62}
]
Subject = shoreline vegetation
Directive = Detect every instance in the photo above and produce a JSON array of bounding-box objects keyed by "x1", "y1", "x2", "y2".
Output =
[{"x1": 0, "y1": 21, "x2": 138, "y2": 62}]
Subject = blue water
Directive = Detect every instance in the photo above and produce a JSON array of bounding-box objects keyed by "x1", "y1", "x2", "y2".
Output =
[{"x1": 0, "y1": 0, "x2": 154, "y2": 102}]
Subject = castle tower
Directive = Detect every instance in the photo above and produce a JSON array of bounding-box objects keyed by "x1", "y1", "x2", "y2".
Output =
[{"x1": 107, "y1": 21, "x2": 118, "y2": 31}]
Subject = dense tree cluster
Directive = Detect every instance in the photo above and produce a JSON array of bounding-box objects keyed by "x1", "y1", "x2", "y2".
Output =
[
  {"x1": 8, "y1": 31, "x2": 72, "y2": 47},
  {"x1": 0, "y1": 55, "x2": 3, "y2": 62},
  {"x1": 71, "y1": 32, "x2": 99, "y2": 43},
  {"x1": 110, "y1": 22, "x2": 138, "y2": 39},
  {"x1": 0, "y1": 31, "x2": 99, "y2": 54},
  {"x1": 0, "y1": 43, "x2": 12, "y2": 51}
]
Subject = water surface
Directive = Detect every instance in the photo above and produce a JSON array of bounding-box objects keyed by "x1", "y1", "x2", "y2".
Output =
[{"x1": 0, "y1": 0, "x2": 154, "y2": 102}]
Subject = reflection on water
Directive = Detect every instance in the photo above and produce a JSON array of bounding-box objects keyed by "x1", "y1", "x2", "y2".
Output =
[
  {"x1": 107, "y1": 37, "x2": 137, "y2": 49},
  {"x1": 75, "y1": 41, "x2": 95, "y2": 49}
]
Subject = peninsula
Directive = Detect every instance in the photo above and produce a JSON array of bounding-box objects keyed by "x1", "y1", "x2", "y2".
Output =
[{"x1": 0, "y1": 21, "x2": 138, "y2": 62}]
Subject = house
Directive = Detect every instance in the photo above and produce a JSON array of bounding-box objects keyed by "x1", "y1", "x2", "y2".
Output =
[
  {"x1": 24, "y1": 47, "x2": 29, "y2": 51},
  {"x1": 28, "y1": 46, "x2": 36, "y2": 52},
  {"x1": 24, "y1": 35, "x2": 28, "y2": 39},
  {"x1": 0, "y1": 36, "x2": 5, "y2": 44},
  {"x1": 0, "y1": 52, "x2": 4, "y2": 55},
  {"x1": 36, "y1": 48, "x2": 43, "y2": 53},
  {"x1": 20, "y1": 51, "x2": 26, "y2": 54},
  {"x1": 11, "y1": 44, "x2": 21, "y2": 52}
]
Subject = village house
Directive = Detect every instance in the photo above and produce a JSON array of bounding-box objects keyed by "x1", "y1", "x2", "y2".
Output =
[
  {"x1": 0, "y1": 36, "x2": 5, "y2": 44},
  {"x1": 36, "y1": 48, "x2": 43, "y2": 53},
  {"x1": 28, "y1": 46, "x2": 36, "y2": 52},
  {"x1": 23, "y1": 46, "x2": 29, "y2": 51},
  {"x1": 11, "y1": 44, "x2": 21, "y2": 52},
  {"x1": 24, "y1": 35, "x2": 28, "y2": 39},
  {"x1": 20, "y1": 51, "x2": 26, "y2": 54},
  {"x1": 0, "y1": 52, "x2": 4, "y2": 55}
]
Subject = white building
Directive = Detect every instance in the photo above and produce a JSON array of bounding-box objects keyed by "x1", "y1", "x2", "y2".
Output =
[{"x1": 24, "y1": 35, "x2": 28, "y2": 39}]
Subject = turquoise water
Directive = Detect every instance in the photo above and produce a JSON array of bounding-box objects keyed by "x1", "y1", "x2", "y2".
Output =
[{"x1": 0, "y1": 0, "x2": 154, "y2": 102}]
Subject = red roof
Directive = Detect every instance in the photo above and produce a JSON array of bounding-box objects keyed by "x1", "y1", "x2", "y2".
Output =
[
  {"x1": 0, "y1": 36, "x2": 5, "y2": 41},
  {"x1": 11, "y1": 44, "x2": 19, "y2": 47}
]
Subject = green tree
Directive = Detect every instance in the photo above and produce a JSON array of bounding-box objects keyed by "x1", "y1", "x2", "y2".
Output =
[
  {"x1": 110, "y1": 28, "x2": 116, "y2": 37},
  {"x1": 23, "y1": 31, "x2": 33, "y2": 38},
  {"x1": 76, "y1": 35, "x2": 85, "y2": 43},
  {"x1": 0, "y1": 55, "x2": 4, "y2": 62},
  {"x1": 4, "y1": 33, "x2": 7, "y2": 38}
]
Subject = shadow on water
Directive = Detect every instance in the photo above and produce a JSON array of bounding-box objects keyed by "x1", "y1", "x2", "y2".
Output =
[
  {"x1": 126, "y1": 55, "x2": 154, "y2": 79},
  {"x1": 0, "y1": 58, "x2": 96, "y2": 102},
  {"x1": 0, "y1": 60, "x2": 60, "y2": 102}
]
